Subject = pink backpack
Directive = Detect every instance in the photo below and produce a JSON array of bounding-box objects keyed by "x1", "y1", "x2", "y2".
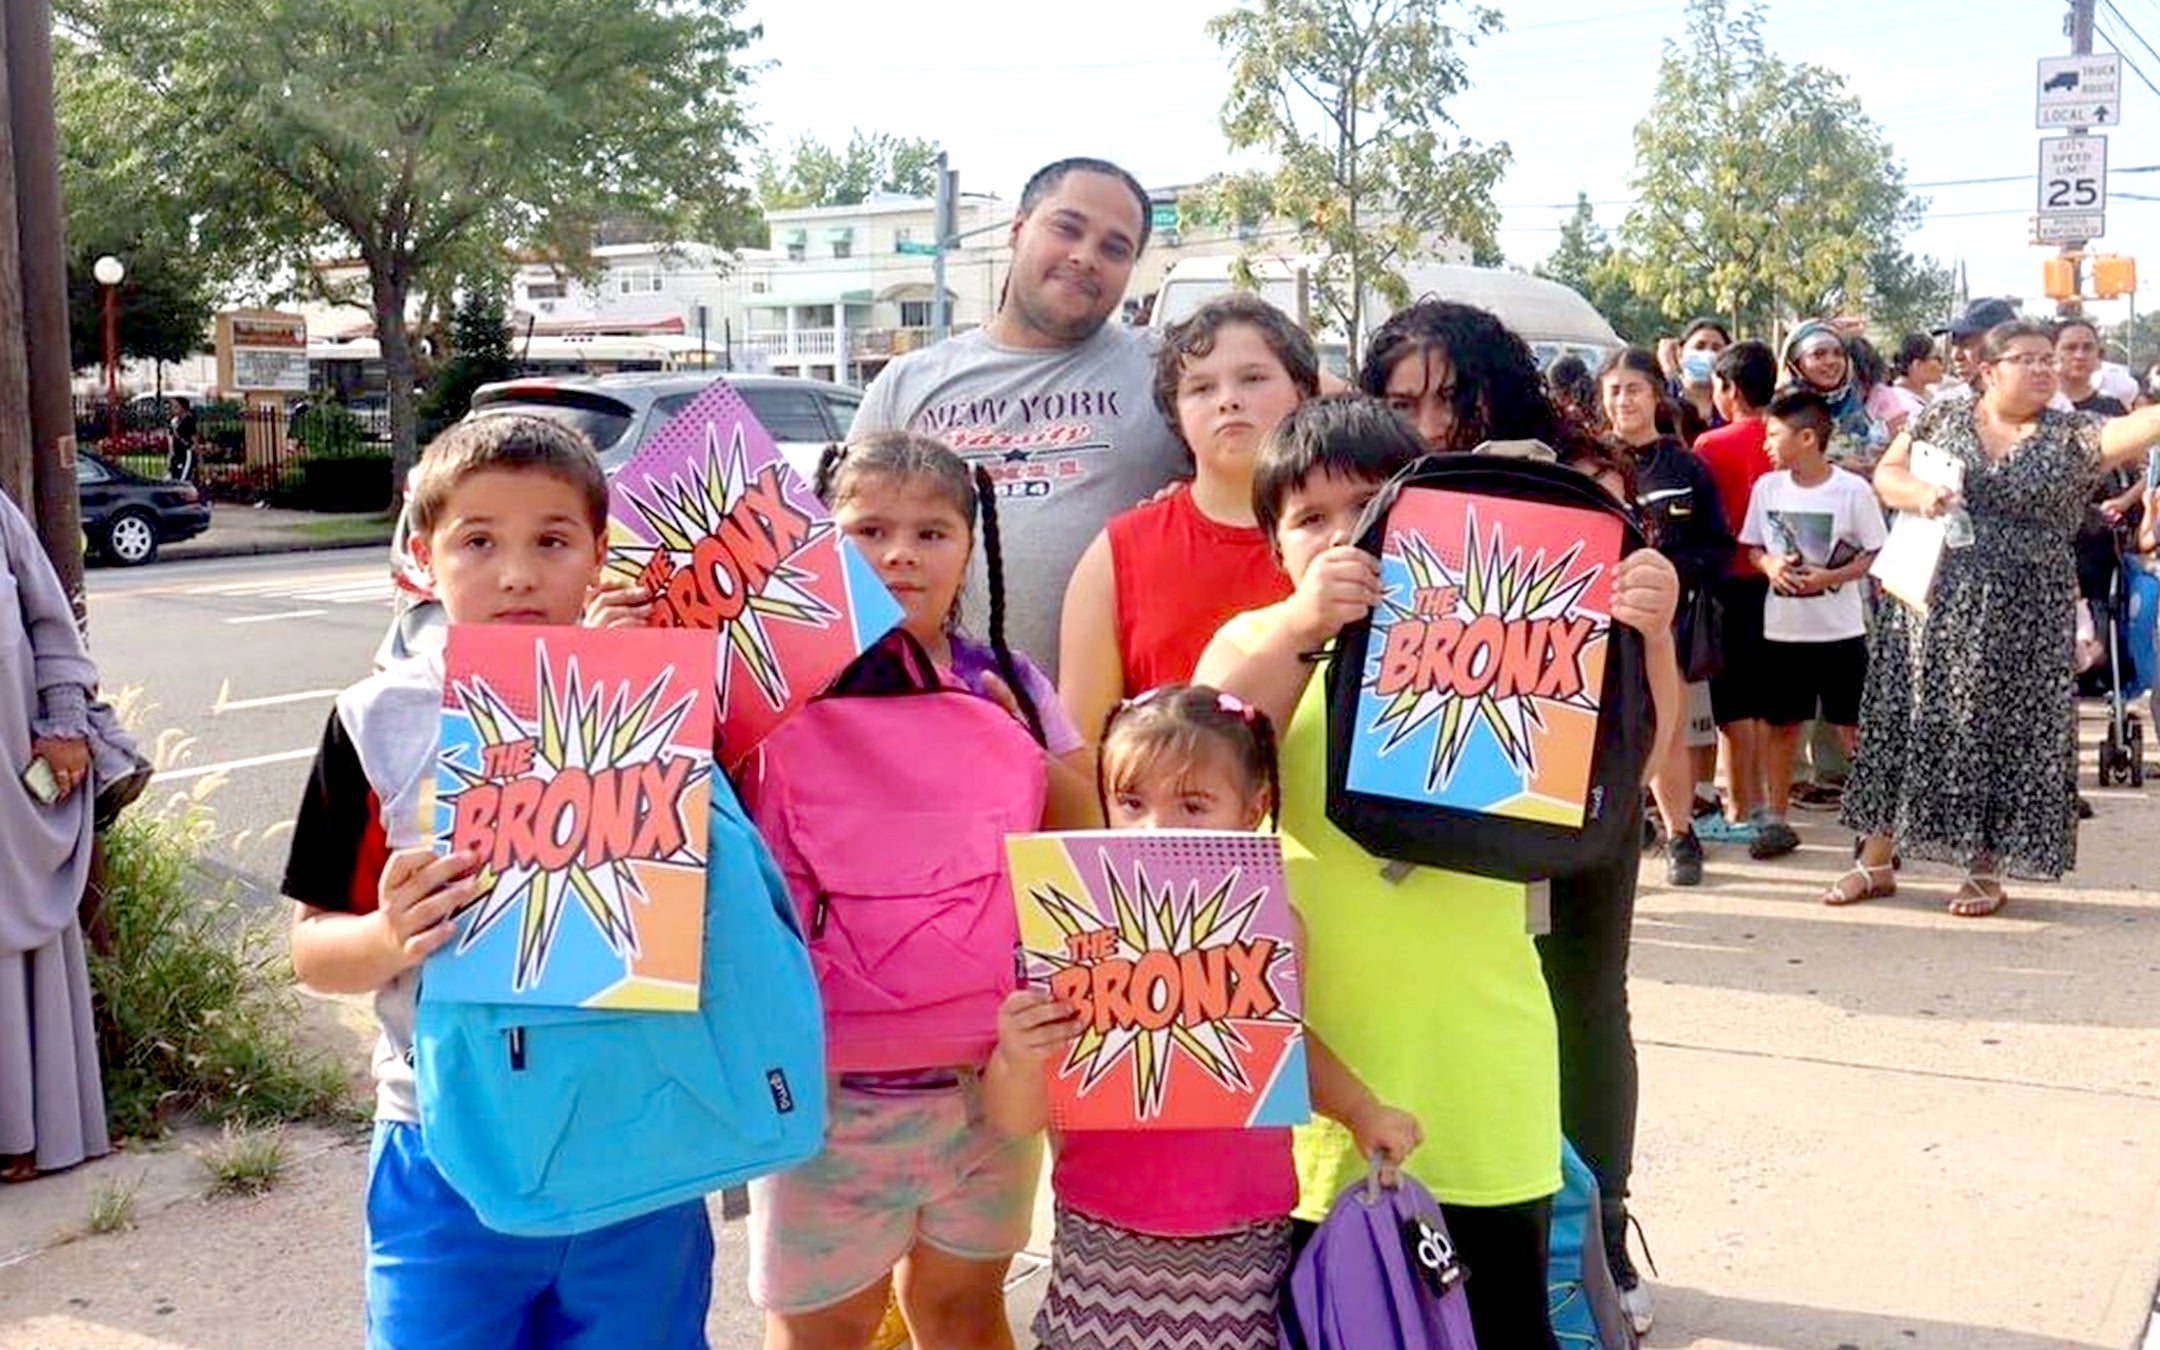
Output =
[{"x1": 743, "y1": 634, "x2": 1048, "y2": 1071}]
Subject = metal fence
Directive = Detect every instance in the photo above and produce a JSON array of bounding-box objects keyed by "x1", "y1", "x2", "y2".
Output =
[{"x1": 73, "y1": 397, "x2": 394, "y2": 511}]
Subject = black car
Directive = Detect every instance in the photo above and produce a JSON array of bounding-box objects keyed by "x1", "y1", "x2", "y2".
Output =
[{"x1": 76, "y1": 451, "x2": 210, "y2": 565}]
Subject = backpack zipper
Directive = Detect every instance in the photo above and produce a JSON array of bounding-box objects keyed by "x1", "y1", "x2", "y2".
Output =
[
  {"x1": 507, "y1": 1026, "x2": 527, "y2": 1071},
  {"x1": 811, "y1": 891, "x2": 830, "y2": 938}
]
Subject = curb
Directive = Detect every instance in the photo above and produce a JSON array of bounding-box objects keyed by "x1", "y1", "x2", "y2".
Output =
[{"x1": 155, "y1": 534, "x2": 393, "y2": 564}]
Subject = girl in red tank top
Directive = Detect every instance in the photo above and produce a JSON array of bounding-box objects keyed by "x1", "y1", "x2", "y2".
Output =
[{"x1": 1058, "y1": 296, "x2": 1319, "y2": 751}]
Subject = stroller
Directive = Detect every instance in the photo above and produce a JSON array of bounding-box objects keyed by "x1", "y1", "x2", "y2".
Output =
[{"x1": 2077, "y1": 511, "x2": 2148, "y2": 787}]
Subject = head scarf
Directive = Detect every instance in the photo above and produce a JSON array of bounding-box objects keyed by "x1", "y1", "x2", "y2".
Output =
[{"x1": 1782, "y1": 320, "x2": 1873, "y2": 445}]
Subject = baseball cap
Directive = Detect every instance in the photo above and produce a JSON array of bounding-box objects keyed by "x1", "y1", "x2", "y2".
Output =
[{"x1": 1943, "y1": 297, "x2": 2020, "y2": 341}]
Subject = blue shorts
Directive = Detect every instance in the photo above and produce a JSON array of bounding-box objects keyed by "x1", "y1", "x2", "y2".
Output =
[{"x1": 365, "y1": 1121, "x2": 714, "y2": 1350}]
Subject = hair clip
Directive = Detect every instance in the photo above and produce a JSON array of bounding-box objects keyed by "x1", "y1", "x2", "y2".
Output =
[{"x1": 1215, "y1": 690, "x2": 1259, "y2": 723}]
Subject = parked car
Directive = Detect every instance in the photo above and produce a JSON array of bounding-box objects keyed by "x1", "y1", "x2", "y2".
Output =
[
  {"x1": 376, "y1": 372, "x2": 863, "y2": 665},
  {"x1": 76, "y1": 450, "x2": 211, "y2": 566}
]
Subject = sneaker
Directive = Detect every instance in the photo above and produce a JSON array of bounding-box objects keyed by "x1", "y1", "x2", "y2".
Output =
[
  {"x1": 1693, "y1": 811, "x2": 1758, "y2": 844},
  {"x1": 1665, "y1": 830, "x2": 1704, "y2": 887},
  {"x1": 1791, "y1": 781, "x2": 1844, "y2": 810},
  {"x1": 1749, "y1": 820, "x2": 1802, "y2": 859},
  {"x1": 1607, "y1": 1226, "x2": 1656, "y2": 1336}
]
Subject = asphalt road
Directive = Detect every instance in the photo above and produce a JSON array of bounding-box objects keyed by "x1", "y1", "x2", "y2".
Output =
[{"x1": 83, "y1": 549, "x2": 392, "y2": 897}]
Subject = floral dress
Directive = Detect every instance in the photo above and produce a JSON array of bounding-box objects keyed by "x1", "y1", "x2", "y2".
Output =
[{"x1": 1841, "y1": 400, "x2": 2103, "y2": 879}]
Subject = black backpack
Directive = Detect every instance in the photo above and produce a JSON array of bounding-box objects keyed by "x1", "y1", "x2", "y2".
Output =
[{"x1": 1323, "y1": 453, "x2": 1653, "y2": 883}]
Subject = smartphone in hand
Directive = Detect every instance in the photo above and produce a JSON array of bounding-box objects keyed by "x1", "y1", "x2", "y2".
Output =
[
  {"x1": 2145, "y1": 445, "x2": 2159, "y2": 493},
  {"x1": 21, "y1": 756, "x2": 59, "y2": 805}
]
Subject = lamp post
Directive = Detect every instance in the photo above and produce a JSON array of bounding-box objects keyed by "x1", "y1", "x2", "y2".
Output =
[{"x1": 92, "y1": 253, "x2": 124, "y2": 443}]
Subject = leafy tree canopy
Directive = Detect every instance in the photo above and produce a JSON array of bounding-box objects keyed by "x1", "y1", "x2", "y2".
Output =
[
  {"x1": 59, "y1": 0, "x2": 766, "y2": 476},
  {"x1": 757, "y1": 130, "x2": 942, "y2": 210},
  {"x1": 1205, "y1": 0, "x2": 1511, "y2": 357}
]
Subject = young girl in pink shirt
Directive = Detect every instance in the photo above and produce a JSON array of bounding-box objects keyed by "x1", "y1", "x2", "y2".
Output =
[{"x1": 984, "y1": 684, "x2": 1417, "y2": 1350}]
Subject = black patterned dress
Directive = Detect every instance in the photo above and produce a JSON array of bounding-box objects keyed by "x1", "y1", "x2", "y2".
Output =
[{"x1": 1840, "y1": 400, "x2": 2103, "y2": 879}]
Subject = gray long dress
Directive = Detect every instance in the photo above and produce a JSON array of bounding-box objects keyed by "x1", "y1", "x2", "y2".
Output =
[
  {"x1": 0, "y1": 489, "x2": 125, "y2": 1172},
  {"x1": 1840, "y1": 401, "x2": 2101, "y2": 879}
]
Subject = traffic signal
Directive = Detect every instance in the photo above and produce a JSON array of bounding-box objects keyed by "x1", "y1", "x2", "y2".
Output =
[
  {"x1": 2093, "y1": 254, "x2": 2138, "y2": 300},
  {"x1": 2043, "y1": 254, "x2": 2080, "y2": 301}
]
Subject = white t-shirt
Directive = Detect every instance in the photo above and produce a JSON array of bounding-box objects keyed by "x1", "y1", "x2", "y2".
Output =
[{"x1": 1739, "y1": 467, "x2": 1889, "y2": 642}]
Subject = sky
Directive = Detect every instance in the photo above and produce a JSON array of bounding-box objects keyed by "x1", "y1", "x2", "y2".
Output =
[{"x1": 740, "y1": 0, "x2": 2160, "y2": 327}]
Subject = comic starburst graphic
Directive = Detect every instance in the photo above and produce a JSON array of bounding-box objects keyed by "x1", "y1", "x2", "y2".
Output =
[
  {"x1": 613, "y1": 418, "x2": 838, "y2": 710},
  {"x1": 442, "y1": 648, "x2": 701, "y2": 993},
  {"x1": 1026, "y1": 856, "x2": 1296, "y2": 1120},
  {"x1": 1366, "y1": 505, "x2": 1605, "y2": 793}
]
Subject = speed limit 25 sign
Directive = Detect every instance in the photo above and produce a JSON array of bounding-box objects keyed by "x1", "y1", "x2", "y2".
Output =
[{"x1": 2037, "y1": 134, "x2": 2108, "y2": 244}]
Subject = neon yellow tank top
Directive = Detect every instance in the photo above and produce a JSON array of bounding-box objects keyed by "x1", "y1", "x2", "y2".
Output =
[{"x1": 1225, "y1": 607, "x2": 1561, "y2": 1215}]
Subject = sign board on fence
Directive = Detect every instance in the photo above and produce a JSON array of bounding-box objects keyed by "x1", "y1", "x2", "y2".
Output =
[
  {"x1": 2037, "y1": 55, "x2": 2122, "y2": 128},
  {"x1": 214, "y1": 311, "x2": 308, "y2": 394}
]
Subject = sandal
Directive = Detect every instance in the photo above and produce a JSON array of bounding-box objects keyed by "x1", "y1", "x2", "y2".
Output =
[
  {"x1": 1822, "y1": 862, "x2": 1896, "y2": 906},
  {"x1": 1949, "y1": 873, "x2": 2007, "y2": 918},
  {"x1": 0, "y1": 1154, "x2": 36, "y2": 1184}
]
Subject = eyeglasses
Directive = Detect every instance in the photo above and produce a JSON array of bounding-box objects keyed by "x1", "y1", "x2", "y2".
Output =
[{"x1": 1992, "y1": 353, "x2": 2061, "y2": 370}]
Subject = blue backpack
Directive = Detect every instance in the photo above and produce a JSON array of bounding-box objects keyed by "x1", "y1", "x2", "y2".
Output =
[
  {"x1": 414, "y1": 771, "x2": 826, "y2": 1237},
  {"x1": 1549, "y1": 1140, "x2": 1637, "y2": 1350}
]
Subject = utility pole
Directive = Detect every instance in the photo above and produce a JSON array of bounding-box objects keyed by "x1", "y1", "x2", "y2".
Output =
[
  {"x1": 0, "y1": 4, "x2": 34, "y2": 512},
  {"x1": 5, "y1": 0, "x2": 82, "y2": 614},
  {"x1": 2063, "y1": 0, "x2": 2096, "y2": 315},
  {"x1": 931, "y1": 152, "x2": 956, "y2": 342}
]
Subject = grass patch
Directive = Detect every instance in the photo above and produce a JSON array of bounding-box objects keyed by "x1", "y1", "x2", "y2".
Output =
[
  {"x1": 199, "y1": 1124, "x2": 290, "y2": 1198},
  {"x1": 290, "y1": 513, "x2": 396, "y2": 543},
  {"x1": 85, "y1": 1172, "x2": 144, "y2": 1234},
  {"x1": 89, "y1": 730, "x2": 356, "y2": 1140}
]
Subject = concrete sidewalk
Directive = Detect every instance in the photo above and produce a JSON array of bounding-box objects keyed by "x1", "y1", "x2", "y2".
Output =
[
  {"x1": 4, "y1": 709, "x2": 2158, "y2": 1348},
  {"x1": 152, "y1": 503, "x2": 393, "y2": 564}
]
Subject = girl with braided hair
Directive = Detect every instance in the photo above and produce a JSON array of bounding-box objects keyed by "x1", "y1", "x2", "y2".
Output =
[{"x1": 986, "y1": 683, "x2": 1419, "y2": 1350}]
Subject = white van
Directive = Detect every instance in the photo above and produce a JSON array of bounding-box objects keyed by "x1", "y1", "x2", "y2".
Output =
[{"x1": 1146, "y1": 255, "x2": 1622, "y2": 376}]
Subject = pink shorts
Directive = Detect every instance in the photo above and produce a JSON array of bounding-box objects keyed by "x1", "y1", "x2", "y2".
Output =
[{"x1": 747, "y1": 1073, "x2": 1043, "y2": 1313}]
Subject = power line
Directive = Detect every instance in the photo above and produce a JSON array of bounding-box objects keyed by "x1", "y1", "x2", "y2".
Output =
[
  {"x1": 2095, "y1": 21, "x2": 2160, "y2": 101},
  {"x1": 2100, "y1": 0, "x2": 2160, "y2": 74}
]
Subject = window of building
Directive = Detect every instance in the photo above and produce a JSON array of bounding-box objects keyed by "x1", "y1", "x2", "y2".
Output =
[
  {"x1": 786, "y1": 241, "x2": 806, "y2": 262},
  {"x1": 900, "y1": 299, "x2": 933, "y2": 328},
  {"x1": 826, "y1": 227, "x2": 854, "y2": 260},
  {"x1": 616, "y1": 268, "x2": 662, "y2": 295},
  {"x1": 526, "y1": 280, "x2": 565, "y2": 301}
]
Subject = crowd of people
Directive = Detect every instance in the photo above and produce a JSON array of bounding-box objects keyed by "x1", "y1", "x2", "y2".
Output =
[
  {"x1": 16, "y1": 148, "x2": 2160, "y2": 1350},
  {"x1": 283, "y1": 156, "x2": 2160, "y2": 1350}
]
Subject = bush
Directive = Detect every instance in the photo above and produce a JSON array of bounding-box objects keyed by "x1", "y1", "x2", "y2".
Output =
[
  {"x1": 290, "y1": 402, "x2": 368, "y2": 458},
  {"x1": 89, "y1": 771, "x2": 354, "y2": 1139}
]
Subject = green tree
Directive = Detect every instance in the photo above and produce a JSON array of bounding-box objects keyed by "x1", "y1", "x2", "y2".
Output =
[
  {"x1": 1864, "y1": 248, "x2": 1957, "y2": 343},
  {"x1": 419, "y1": 282, "x2": 517, "y2": 430},
  {"x1": 1534, "y1": 192, "x2": 1666, "y2": 343},
  {"x1": 1207, "y1": 0, "x2": 1511, "y2": 357},
  {"x1": 55, "y1": 39, "x2": 216, "y2": 371},
  {"x1": 757, "y1": 130, "x2": 943, "y2": 210},
  {"x1": 60, "y1": 0, "x2": 764, "y2": 480},
  {"x1": 1616, "y1": 0, "x2": 1929, "y2": 338}
]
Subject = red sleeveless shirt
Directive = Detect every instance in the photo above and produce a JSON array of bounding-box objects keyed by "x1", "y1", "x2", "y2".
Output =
[{"x1": 1106, "y1": 486, "x2": 1290, "y2": 694}]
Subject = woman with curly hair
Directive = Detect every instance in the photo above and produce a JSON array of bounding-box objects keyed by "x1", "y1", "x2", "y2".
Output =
[{"x1": 1359, "y1": 299, "x2": 1681, "y2": 1335}]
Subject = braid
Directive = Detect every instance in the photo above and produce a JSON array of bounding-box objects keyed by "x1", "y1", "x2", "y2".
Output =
[
  {"x1": 813, "y1": 442, "x2": 846, "y2": 503},
  {"x1": 1246, "y1": 707, "x2": 1283, "y2": 829},
  {"x1": 974, "y1": 466, "x2": 1047, "y2": 747}
]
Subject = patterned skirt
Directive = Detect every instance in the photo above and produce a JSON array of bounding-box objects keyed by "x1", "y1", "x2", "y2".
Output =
[{"x1": 1031, "y1": 1204, "x2": 1292, "y2": 1350}]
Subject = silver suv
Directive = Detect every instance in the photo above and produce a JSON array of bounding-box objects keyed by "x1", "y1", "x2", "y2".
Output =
[{"x1": 378, "y1": 372, "x2": 862, "y2": 665}]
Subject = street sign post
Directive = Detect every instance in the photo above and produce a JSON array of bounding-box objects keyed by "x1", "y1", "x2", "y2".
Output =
[
  {"x1": 2037, "y1": 54, "x2": 2122, "y2": 128},
  {"x1": 2037, "y1": 134, "x2": 2108, "y2": 243}
]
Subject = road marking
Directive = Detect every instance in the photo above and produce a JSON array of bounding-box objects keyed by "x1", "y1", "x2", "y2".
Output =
[
  {"x1": 153, "y1": 747, "x2": 316, "y2": 783},
  {"x1": 224, "y1": 608, "x2": 328, "y2": 625},
  {"x1": 214, "y1": 687, "x2": 340, "y2": 713}
]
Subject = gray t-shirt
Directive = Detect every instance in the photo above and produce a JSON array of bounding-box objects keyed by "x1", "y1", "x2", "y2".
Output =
[{"x1": 849, "y1": 324, "x2": 1186, "y2": 678}]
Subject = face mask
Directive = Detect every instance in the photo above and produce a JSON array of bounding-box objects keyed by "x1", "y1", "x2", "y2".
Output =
[{"x1": 1680, "y1": 350, "x2": 1717, "y2": 384}]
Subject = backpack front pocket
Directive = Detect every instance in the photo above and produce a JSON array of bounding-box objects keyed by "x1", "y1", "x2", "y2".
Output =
[{"x1": 783, "y1": 801, "x2": 1017, "y2": 1015}]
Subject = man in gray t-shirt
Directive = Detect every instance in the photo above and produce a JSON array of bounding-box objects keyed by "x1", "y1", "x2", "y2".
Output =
[{"x1": 849, "y1": 158, "x2": 1185, "y2": 678}]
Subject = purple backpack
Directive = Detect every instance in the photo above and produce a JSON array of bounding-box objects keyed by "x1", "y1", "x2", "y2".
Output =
[{"x1": 1280, "y1": 1172, "x2": 1479, "y2": 1350}]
